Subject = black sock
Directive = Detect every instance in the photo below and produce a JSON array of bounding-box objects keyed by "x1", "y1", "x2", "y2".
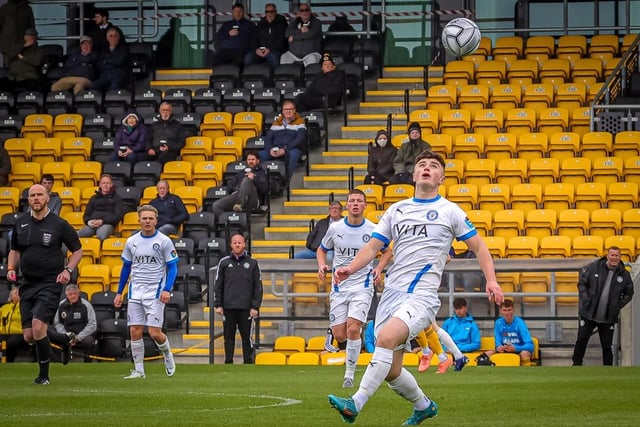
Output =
[{"x1": 35, "y1": 337, "x2": 51, "y2": 378}]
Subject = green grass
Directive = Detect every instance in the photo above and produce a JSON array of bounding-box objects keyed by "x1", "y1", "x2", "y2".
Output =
[{"x1": 1, "y1": 363, "x2": 639, "y2": 426}]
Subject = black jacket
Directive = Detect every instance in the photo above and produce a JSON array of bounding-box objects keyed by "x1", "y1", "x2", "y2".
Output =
[
  {"x1": 367, "y1": 141, "x2": 397, "y2": 181},
  {"x1": 83, "y1": 190, "x2": 124, "y2": 227},
  {"x1": 578, "y1": 257, "x2": 634, "y2": 323},
  {"x1": 305, "y1": 215, "x2": 331, "y2": 252},
  {"x1": 229, "y1": 164, "x2": 269, "y2": 197},
  {"x1": 250, "y1": 14, "x2": 288, "y2": 52},
  {"x1": 146, "y1": 115, "x2": 186, "y2": 153},
  {"x1": 213, "y1": 251, "x2": 263, "y2": 311}
]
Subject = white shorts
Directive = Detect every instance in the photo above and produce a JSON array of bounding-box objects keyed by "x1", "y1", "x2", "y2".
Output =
[
  {"x1": 329, "y1": 289, "x2": 374, "y2": 327},
  {"x1": 127, "y1": 298, "x2": 165, "y2": 328},
  {"x1": 374, "y1": 288, "x2": 440, "y2": 351}
]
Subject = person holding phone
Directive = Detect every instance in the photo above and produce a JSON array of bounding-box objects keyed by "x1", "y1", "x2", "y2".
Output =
[{"x1": 211, "y1": 3, "x2": 254, "y2": 66}]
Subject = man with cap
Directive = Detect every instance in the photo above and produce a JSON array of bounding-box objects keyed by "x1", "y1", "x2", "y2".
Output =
[
  {"x1": 364, "y1": 129, "x2": 397, "y2": 185},
  {"x1": 389, "y1": 122, "x2": 431, "y2": 184},
  {"x1": 51, "y1": 35, "x2": 99, "y2": 95},
  {"x1": 294, "y1": 52, "x2": 345, "y2": 112},
  {"x1": 0, "y1": 27, "x2": 42, "y2": 91}
]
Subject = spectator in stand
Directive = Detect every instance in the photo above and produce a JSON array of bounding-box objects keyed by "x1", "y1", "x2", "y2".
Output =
[
  {"x1": 0, "y1": 142, "x2": 10, "y2": 186},
  {"x1": 244, "y1": 3, "x2": 288, "y2": 69},
  {"x1": 363, "y1": 129, "x2": 397, "y2": 185},
  {"x1": 88, "y1": 27, "x2": 129, "y2": 91},
  {"x1": 389, "y1": 122, "x2": 431, "y2": 184},
  {"x1": 51, "y1": 284, "x2": 97, "y2": 363},
  {"x1": 38, "y1": 174, "x2": 61, "y2": 216},
  {"x1": 294, "y1": 201, "x2": 343, "y2": 261},
  {"x1": 50, "y1": 35, "x2": 98, "y2": 95},
  {"x1": 149, "y1": 180, "x2": 189, "y2": 236},
  {"x1": 259, "y1": 99, "x2": 306, "y2": 180},
  {"x1": 484, "y1": 299, "x2": 534, "y2": 366},
  {"x1": 0, "y1": 288, "x2": 30, "y2": 363},
  {"x1": 0, "y1": 0, "x2": 35, "y2": 64},
  {"x1": 294, "y1": 52, "x2": 345, "y2": 112},
  {"x1": 210, "y1": 151, "x2": 268, "y2": 222},
  {"x1": 441, "y1": 298, "x2": 481, "y2": 353},
  {"x1": 110, "y1": 112, "x2": 147, "y2": 165},
  {"x1": 280, "y1": 3, "x2": 322, "y2": 67},
  {"x1": 211, "y1": 3, "x2": 254, "y2": 67},
  {"x1": 146, "y1": 102, "x2": 186, "y2": 165},
  {"x1": 86, "y1": 8, "x2": 125, "y2": 52},
  {"x1": 77, "y1": 174, "x2": 124, "y2": 242},
  {"x1": 0, "y1": 27, "x2": 43, "y2": 92}
]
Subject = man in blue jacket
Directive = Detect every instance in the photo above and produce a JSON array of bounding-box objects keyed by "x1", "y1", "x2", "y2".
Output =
[
  {"x1": 486, "y1": 299, "x2": 534, "y2": 366},
  {"x1": 441, "y1": 298, "x2": 481, "y2": 353},
  {"x1": 149, "y1": 180, "x2": 189, "y2": 236},
  {"x1": 211, "y1": 3, "x2": 254, "y2": 66}
]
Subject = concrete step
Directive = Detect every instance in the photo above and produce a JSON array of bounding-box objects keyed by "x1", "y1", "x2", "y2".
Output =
[
  {"x1": 302, "y1": 175, "x2": 364, "y2": 189},
  {"x1": 252, "y1": 238, "x2": 306, "y2": 247},
  {"x1": 347, "y1": 113, "x2": 408, "y2": 126},
  {"x1": 309, "y1": 163, "x2": 367, "y2": 175},
  {"x1": 382, "y1": 66, "x2": 425, "y2": 78},
  {"x1": 376, "y1": 77, "x2": 424, "y2": 91},
  {"x1": 150, "y1": 79, "x2": 209, "y2": 92},
  {"x1": 327, "y1": 138, "x2": 370, "y2": 151},
  {"x1": 357, "y1": 101, "x2": 425, "y2": 115},
  {"x1": 283, "y1": 200, "x2": 333, "y2": 214},
  {"x1": 290, "y1": 188, "x2": 350, "y2": 200},
  {"x1": 264, "y1": 226, "x2": 309, "y2": 240},
  {"x1": 270, "y1": 214, "x2": 325, "y2": 226},
  {"x1": 365, "y1": 89, "x2": 426, "y2": 101},
  {"x1": 340, "y1": 124, "x2": 407, "y2": 138},
  {"x1": 154, "y1": 68, "x2": 213, "y2": 80},
  {"x1": 321, "y1": 150, "x2": 368, "y2": 163}
]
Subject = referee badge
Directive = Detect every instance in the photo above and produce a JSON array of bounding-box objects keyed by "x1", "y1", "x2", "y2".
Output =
[{"x1": 42, "y1": 232, "x2": 52, "y2": 246}]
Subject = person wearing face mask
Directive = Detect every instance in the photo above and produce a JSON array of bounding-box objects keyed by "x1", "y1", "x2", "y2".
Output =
[
  {"x1": 389, "y1": 122, "x2": 431, "y2": 185},
  {"x1": 364, "y1": 129, "x2": 397, "y2": 185}
]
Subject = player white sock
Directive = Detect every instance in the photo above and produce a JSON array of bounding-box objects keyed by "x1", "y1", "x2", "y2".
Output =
[
  {"x1": 437, "y1": 328, "x2": 463, "y2": 360},
  {"x1": 131, "y1": 338, "x2": 145, "y2": 373},
  {"x1": 156, "y1": 338, "x2": 172, "y2": 356},
  {"x1": 387, "y1": 368, "x2": 431, "y2": 410},
  {"x1": 422, "y1": 347, "x2": 433, "y2": 356},
  {"x1": 345, "y1": 338, "x2": 361, "y2": 378},
  {"x1": 352, "y1": 347, "x2": 393, "y2": 411}
]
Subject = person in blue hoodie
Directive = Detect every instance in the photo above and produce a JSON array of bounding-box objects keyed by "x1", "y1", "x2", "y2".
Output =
[
  {"x1": 486, "y1": 299, "x2": 534, "y2": 366},
  {"x1": 211, "y1": 3, "x2": 254, "y2": 66},
  {"x1": 441, "y1": 298, "x2": 481, "y2": 353}
]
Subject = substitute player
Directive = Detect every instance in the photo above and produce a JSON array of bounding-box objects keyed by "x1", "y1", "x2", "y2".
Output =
[
  {"x1": 114, "y1": 205, "x2": 179, "y2": 379},
  {"x1": 328, "y1": 150, "x2": 503, "y2": 425},
  {"x1": 318, "y1": 188, "x2": 387, "y2": 388}
]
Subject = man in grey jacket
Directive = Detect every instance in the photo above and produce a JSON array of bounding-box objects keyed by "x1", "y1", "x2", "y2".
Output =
[{"x1": 280, "y1": 3, "x2": 321, "y2": 67}]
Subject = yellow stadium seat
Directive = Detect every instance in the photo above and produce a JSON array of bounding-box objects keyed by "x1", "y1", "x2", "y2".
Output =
[
  {"x1": 492, "y1": 209, "x2": 524, "y2": 241},
  {"x1": 440, "y1": 110, "x2": 472, "y2": 137},
  {"x1": 192, "y1": 160, "x2": 223, "y2": 191},
  {"x1": 478, "y1": 183, "x2": 510, "y2": 215},
  {"x1": 467, "y1": 209, "x2": 492, "y2": 236},
  {"x1": 475, "y1": 59, "x2": 507, "y2": 86},
  {"x1": 443, "y1": 60, "x2": 475, "y2": 86},
  {"x1": 484, "y1": 133, "x2": 516, "y2": 162},
  {"x1": 458, "y1": 84, "x2": 490, "y2": 113},
  {"x1": 539, "y1": 58, "x2": 571, "y2": 86},
  {"x1": 489, "y1": 84, "x2": 522, "y2": 114},
  {"x1": 232, "y1": 111, "x2": 263, "y2": 142},
  {"x1": 77, "y1": 237, "x2": 101, "y2": 268},
  {"x1": 517, "y1": 132, "x2": 549, "y2": 162},
  {"x1": 524, "y1": 209, "x2": 557, "y2": 240},
  {"x1": 452, "y1": 133, "x2": 483, "y2": 161},
  {"x1": 213, "y1": 135, "x2": 243, "y2": 168},
  {"x1": 408, "y1": 109, "x2": 439, "y2": 135},
  {"x1": 3, "y1": 137, "x2": 32, "y2": 165},
  {"x1": 273, "y1": 335, "x2": 306, "y2": 355},
  {"x1": 569, "y1": 106, "x2": 592, "y2": 135},
  {"x1": 57, "y1": 186, "x2": 81, "y2": 215},
  {"x1": 605, "y1": 235, "x2": 636, "y2": 263},
  {"x1": 590, "y1": 208, "x2": 621, "y2": 240},
  {"x1": 140, "y1": 186, "x2": 157, "y2": 205},
  {"x1": 559, "y1": 157, "x2": 591, "y2": 185},
  {"x1": 483, "y1": 235, "x2": 506, "y2": 258},
  {"x1": 402, "y1": 352, "x2": 419, "y2": 367},
  {"x1": 555, "y1": 82, "x2": 587, "y2": 113},
  {"x1": 444, "y1": 158, "x2": 464, "y2": 186},
  {"x1": 494, "y1": 36, "x2": 523, "y2": 57},
  {"x1": 572, "y1": 235, "x2": 604, "y2": 258},
  {"x1": 383, "y1": 184, "x2": 414, "y2": 208},
  {"x1": 613, "y1": 131, "x2": 640, "y2": 158},
  {"x1": 161, "y1": 161, "x2": 193, "y2": 188},
  {"x1": 557, "y1": 34, "x2": 587, "y2": 58},
  {"x1": 475, "y1": 36, "x2": 492, "y2": 57},
  {"x1": 200, "y1": 111, "x2": 232, "y2": 140},
  {"x1": 507, "y1": 236, "x2": 539, "y2": 258},
  {"x1": 287, "y1": 352, "x2": 319, "y2": 366},
  {"x1": 542, "y1": 182, "x2": 574, "y2": 214},
  {"x1": 539, "y1": 235, "x2": 572, "y2": 258},
  {"x1": 255, "y1": 352, "x2": 287, "y2": 365},
  {"x1": 21, "y1": 113, "x2": 53, "y2": 141},
  {"x1": 471, "y1": 108, "x2": 504, "y2": 138},
  {"x1": 528, "y1": 157, "x2": 559, "y2": 186},
  {"x1": 571, "y1": 58, "x2": 603, "y2": 86},
  {"x1": 31, "y1": 137, "x2": 62, "y2": 166},
  {"x1": 538, "y1": 107, "x2": 570, "y2": 138},
  {"x1": 580, "y1": 131, "x2": 612, "y2": 161},
  {"x1": 557, "y1": 209, "x2": 590, "y2": 240},
  {"x1": 357, "y1": 352, "x2": 373, "y2": 366},
  {"x1": 464, "y1": 158, "x2": 495, "y2": 187},
  {"x1": 109, "y1": 264, "x2": 123, "y2": 293},
  {"x1": 306, "y1": 336, "x2": 328, "y2": 354},
  {"x1": 548, "y1": 132, "x2": 580, "y2": 161},
  {"x1": 71, "y1": 161, "x2": 102, "y2": 191},
  {"x1": 507, "y1": 59, "x2": 539, "y2": 86},
  {"x1": 589, "y1": 34, "x2": 619, "y2": 59},
  {"x1": 574, "y1": 182, "x2": 606, "y2": 211},
  {"x1": 391, "y1": 133, "x2": 408, "y2": 148},
  {"x1": 9, "y1": 161, "x2": 40, "y2": 192},
  {"x1": 61, "y1": 136, "x2": 92, "y2": 167},
  {"x1": 80, "y1": 186, "x2": 97, "y2": 211},
  {"x1": 0, "y1": 186, "x2": 19, "y2": 217},
  {"x1": 365, "y1": 209, "x2": 385, "y2": 224},
  {"x1": 555, "y1": 281, "x2": 579, "y2": 306},
  {"x1": 355, "y1": 184, "x2": 384, "y2": 210},
  {"x1": 173, "y1": 186, "x2": 203, "y2": 214},
  {"x1": 523, "y1": 84, "x2": 555, "y2": 115},
  {"x1": 78, "y1": 264, "x2": 110, "y2": 300},
  {"x1": 423, "y1": 133, "x2": 452, "y2": 158},
  {"x1": 621, "y1": 34, "x2": 637, "y2": 53},
  {"x1": 510, "y1": 183, "x2": 542, "y2": 215},
  {"x1": 607, "y1": 182, "x2": 638, "y2": 212},
  {"x1": 52, "y1": 113, "x2": 83, "y2": 140},
  {"x1": 447, "y1": 183, "x2": 478, "y2": 212},
  {"x1": 320, "y1": 352, "x2": 346, "y2": 366},
  {"x1": 521, "y1": 272, "x2": 550, "y2": 305},
  {"x1": 622, "y1": 209, "x2": 640, "y2": 241},
  {"x1": 496, "y1": 158, "x2": 527, "y2": 188},
  {"x1": 42, "y1": 161, "x2": 71, "y2": 186},
  {"x1": 591, "y1": 156, "x2": 622, "y2": 185},
  {"x1": 62, "y1": 211, "x2": 85, "y2": 231},
  {"x1": 505, "y1": 108, "x2": 536, "y2": 137},
  {"x1": 118, "y1": 211, "x2": 140, "y2": 238},
  {"x1": 100, "y1": 237, "x2": 127, "y2": 268},
  {"x1": 623, "y1": 156, "x2": 640, "y2": 186},
  {"x1": 181, "y1": 136, "x2": 213, "y2": 164},
  {"x1": 525, "y1": 35, "x2": 555, "y2": 62},
  {"x1": 426, "y1": 84, "x2": 457, "y2": 112}
]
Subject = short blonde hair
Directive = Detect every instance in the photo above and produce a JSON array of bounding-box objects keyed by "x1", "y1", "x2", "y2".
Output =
[{"x1": 137, "y1": 204, "x2": 158, "y2": 217}]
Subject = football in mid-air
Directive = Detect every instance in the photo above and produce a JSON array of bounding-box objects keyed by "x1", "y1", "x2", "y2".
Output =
[{"x1": 441, "y1": 17, "x2": 482, "y2": 57}]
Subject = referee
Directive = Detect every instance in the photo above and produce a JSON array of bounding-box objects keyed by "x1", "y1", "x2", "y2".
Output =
[{"x1": 7, "y1": 184, "x2": 83, "y2": 385}]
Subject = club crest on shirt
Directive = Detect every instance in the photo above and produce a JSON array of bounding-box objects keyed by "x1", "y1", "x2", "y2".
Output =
[
  {"x1": 243, "y1": 262, "x2": 250, "y2": 269},
  {"x1": 426, "y1": 210, "x2": 438, "y2": 221},
  {"x1": 362, "y1": 234, "x2": 370, "y2": 243},
  {"x1": 153, "y1": 243, "x2": 160, "y2": 251},
  {"x1": 617, "y1": 276, "x2": 623, "y2": 283}
]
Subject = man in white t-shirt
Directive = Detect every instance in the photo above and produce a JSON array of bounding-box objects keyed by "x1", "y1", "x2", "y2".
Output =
[
  {"x1": 328, "y1": 150, "x2": 504, "y2": 425},
  {"x1": 114, "y1": 205, "x2": 179, "y2": 379},
  {"x1": 318, "y1": 188, "x2": 387, "y2": 389}
]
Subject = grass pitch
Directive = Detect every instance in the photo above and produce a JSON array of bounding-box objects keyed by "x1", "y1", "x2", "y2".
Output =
[{"x1": 1, "y1": 362, "x2": 639, "y2": 426}]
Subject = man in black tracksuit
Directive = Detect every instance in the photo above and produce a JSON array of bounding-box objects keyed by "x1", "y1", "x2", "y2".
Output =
[
  {"x1": 572, "y1": 246, "x2": 634, "y2": 366},
  {"x1": 213, "y1": 234, "x2": 263, "y2": 364}
]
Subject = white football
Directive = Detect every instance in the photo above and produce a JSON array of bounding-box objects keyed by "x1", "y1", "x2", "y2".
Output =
[{"x1": 442, "y1": 17, "x2": 482, "y2": 57}]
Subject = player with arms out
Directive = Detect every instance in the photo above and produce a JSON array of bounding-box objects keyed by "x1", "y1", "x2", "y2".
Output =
[
  {"x1": 114, "y1": 205, "x2": 179, "y2": 379},
  {"x1": 328, "y1": 150, "x2": 503, "y2": 425},
  {"x1": 318, "y1": 188, "x2": 388, "y2": 388}
]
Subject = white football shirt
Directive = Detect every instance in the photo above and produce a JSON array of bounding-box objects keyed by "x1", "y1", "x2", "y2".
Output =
[
  {"x1": 121, "y1": 230, "x2": 179, "y2": 300},
  {"x1": 374, "y1": 195, "x2": 477, "y2": 295}
]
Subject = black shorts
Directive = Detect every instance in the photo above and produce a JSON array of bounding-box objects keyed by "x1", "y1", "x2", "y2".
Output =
[{"x1": 19, "y1": 282, "x2": 61, "y2": 329}]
